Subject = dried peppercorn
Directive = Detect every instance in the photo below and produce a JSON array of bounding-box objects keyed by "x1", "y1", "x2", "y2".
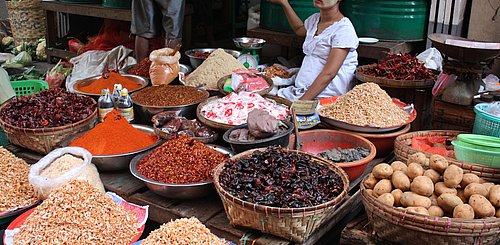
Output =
[
  {"x1": 132, "y1": 85, "x2": 208, "y2": 107},
  {"x1": 137, "y1": 136, "x2": 228, "y2": 184},
  {"x1": 0, "y1": 88, "x2": 96, "y2": 128},
  {"x1": 219, "y1": 146, "x2": 344, "y2": 208}
]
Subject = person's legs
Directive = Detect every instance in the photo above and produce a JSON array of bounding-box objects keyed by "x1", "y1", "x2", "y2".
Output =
[
  {"x1": 131, "y1": 0, "x2": 159, "y2": 60},
  {"x1": 135, "y1": 36, "x2": 150, "y2": 61},
  {"x1": 157, "y1": 0, "x2": 185, "y2": 49}
]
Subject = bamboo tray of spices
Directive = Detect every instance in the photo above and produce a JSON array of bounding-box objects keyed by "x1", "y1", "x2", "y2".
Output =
[
  {"x1": 356, "y1": 65, "x2": 436, "y2": 89},
  {"x1": 197, "y1": 95, "x2": 291, "y2": 131}
]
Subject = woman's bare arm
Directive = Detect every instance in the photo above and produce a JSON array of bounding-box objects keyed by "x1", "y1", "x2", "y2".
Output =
[{"x1": 299, "y1": 48, "x2": 349, "y2": 100}]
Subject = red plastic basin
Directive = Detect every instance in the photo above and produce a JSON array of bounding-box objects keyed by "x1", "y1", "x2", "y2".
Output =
[
  {"x1": 337, "y1": 124, "x2": 411, "y2": 157},
  {"x1": 288, "y1": 129, "x2": 376, "y2": 181}
]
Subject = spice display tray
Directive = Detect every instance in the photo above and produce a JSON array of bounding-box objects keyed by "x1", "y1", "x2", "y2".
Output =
[{"x1": 4, "y1": 143, "x2": 390, "y2": 244}]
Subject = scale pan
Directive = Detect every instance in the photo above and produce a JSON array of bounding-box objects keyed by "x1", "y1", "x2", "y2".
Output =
[{"x1": 428, "y1": 33, "x2": 500, "y2": 63}]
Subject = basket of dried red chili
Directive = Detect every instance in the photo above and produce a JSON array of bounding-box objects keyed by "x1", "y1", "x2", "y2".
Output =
[
  {"x1": 0, "y1": 88, "x2": 97, "y2": 154},
  {"x1": 130, "y1": 136, "x2": 232, "y2": 199},
  {"x1": 356, "y1": 53, "x2": 438, "y2": 89},
  {"x1": 213, "y1": 146, "x2": 349, "y2": 243}
]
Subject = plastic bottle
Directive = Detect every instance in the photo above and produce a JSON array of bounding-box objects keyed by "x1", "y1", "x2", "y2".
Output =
[
  {"x1": 117, "y1": 88, "x2": 134, "y2": 123},
  {"x1": 112, "y1": 84, "x2": 122, "y2": 105},
  {"x1": 97, "y1": 88, "x2": 114, "y2": 122}
]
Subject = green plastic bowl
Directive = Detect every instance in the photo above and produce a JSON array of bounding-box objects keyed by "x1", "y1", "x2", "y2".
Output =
[
  {"x1": 59, "y1": 0, "x2": 103, "y2": 4},
  {"x1": 457, "y1": 134, "x2": 500, "y2": 148},
  {"x1": 452, "y1": 140, "x2": 500, "y2": 168}
]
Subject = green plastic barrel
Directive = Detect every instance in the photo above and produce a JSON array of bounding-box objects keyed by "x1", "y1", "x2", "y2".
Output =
[
  {"x1": 260, "y1": 0, "x2": 318, "y2": 33},
  {"x1": 103, "y1": 0, "x2": 132, "y2": 9},
  {"x1": 341, "y1": 0, "x2": 429, "y2": 41}
]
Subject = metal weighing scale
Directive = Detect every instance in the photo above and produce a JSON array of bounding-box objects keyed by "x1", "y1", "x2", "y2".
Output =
[
  {"x1": 233, "y1": 37, "x2": 266, "y2": 69},
  {"x1": 428, "y1": 34, "x2": 500, "y2": 105}
]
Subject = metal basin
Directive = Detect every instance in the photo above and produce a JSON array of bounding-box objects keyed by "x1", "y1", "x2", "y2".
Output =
[
  {"x1": 120, "y1": 63, "x2": 193, "y2": 77},
  {"x1": 73, "y1": 74, "x2": 149, "y2": 100},
  {"x1": 233, "y1": 37, "x2": 266, "y2": 49},
  {"x1": 61, "y1": 124, "x2": 162, "y2": 171},
  {"x1": 131, "y1": 87, "x2": 210, "y2": 124},
  {"x1": 130, "y1": 144, "x2": 233, "y2": 200},
  {"x1": 184, "y1": 48, "x2": 241, "y2": 68}
]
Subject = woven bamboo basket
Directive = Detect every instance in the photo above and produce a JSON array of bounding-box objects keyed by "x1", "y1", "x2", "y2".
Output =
[
  {"x1": 356, "y1": 65, "x2": 436, "y2": 88},
  {"x1": 217, "y1": 74, "x2": 274, "y2": 96},
  {"x1": 6, "y1": 0, "x2": 46, "y2": 44},
  {"x1": 196, "y1": 95, "x2": 292, "y2": 132},
  {"x1": 213, "y1": 148, "x2": 350, "y2": 243},
  {"x1": 0, "y1": 99, "x2": 97, "y2": 154},
  {"x1": 360, "y1": 176, "x2": 500, "y2": 244},
  {"x1": 394, "y1": 130, "x2": 500, "y2": 183}
]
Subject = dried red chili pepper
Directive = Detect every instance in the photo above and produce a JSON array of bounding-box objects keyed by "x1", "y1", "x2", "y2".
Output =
[
  {"x1": 136, "y1": 136, "x2": 228, "y2": 184},
  {"x1": 361, "y1": 53, "x2": 436, "y2": 80},
  {"x1": 127, "y1": 58, "x2": 152, "y2": 78}
]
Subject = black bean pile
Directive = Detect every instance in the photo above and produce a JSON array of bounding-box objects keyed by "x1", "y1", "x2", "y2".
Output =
[
  {"x1": 318, "y1": 147, "x2": 370, "y2": 163},
  {"x1": 219, "y1": 147, "x2": 344, "y2": 208},
  {"x1": 0, "y1": 88, "x2": 96, "y2": 128}
]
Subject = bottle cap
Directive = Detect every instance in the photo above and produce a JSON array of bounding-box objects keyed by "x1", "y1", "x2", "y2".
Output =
[
  {"x1": 114, "y1": 84, "x2": 123, "y2": 90},
  {"x1": 120, "y1": 88, "x2": 129, "y2": 96},
  {"x1": 101, "y1": 88, "x2": 109, "y2": 95}
]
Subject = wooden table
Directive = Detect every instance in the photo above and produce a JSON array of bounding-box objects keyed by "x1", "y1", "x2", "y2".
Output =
[
  {"x1": 4, "y1": 143, "x2": 392, "y2": 244},
  {"x1": 41, "y1": 1, "x2": 132, "y2": 61},
  {"x1": 247, "y1": 28, "x2": 424, "y2": 61}
]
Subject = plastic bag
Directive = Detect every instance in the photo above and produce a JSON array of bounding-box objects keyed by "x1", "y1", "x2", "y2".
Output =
[
  {"x1": 485, "y1": 102, "x2": 500, "y2": 117},
  {"x1": 482, "y1": 74, "x2": 500, "y2": 92},
  {"x1": 416, "y1": 48, "x2": 443, "y2": 71},
  {"x1": 247, "y1": 4, "x2": 260, "y2": 30},
  {"x1": 29, "y1": 147, "x2": 105, "y2": 200},
  {"x1": 1, "y1": 51, "x2": 32, "y2": 69},
  {"x1": 0, "y1": 67, "x2": 15, "y2": 104},
  {"x1": 440, "y1": 75, "x2": 481, "y2": 105},
  {"x1": 66, "y1": 45, "x2": 136, "y2": 92},
  {"x1": 231, "y1": 68, "x2": 269, "y2": 92},
  {"x1": 149, "y1": 48, "x2": 180, "y2": 86},
  {"x1": 46, "y1": 60, "x2": 72, "y2": 88},
  {"x1": 432, "y1": 73, "x2": 457, "y2": 96}
]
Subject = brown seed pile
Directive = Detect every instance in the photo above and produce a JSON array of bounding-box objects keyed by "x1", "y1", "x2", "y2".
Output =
[
  {"x1": 132, "y1": 85, "x2": 208, "y2": 107},
  {"x1": 319, "y1": 83, "x2": 410, "y2": 127},
  {"x1": 142, "y1": 217, "x2": 230, "y2": 245},
  {"x1": 0, "y1": 147, "x2": 37, "y2": 213},
  {"x1": 14, "y1": 179, "x2": 138, "y2": 245}
]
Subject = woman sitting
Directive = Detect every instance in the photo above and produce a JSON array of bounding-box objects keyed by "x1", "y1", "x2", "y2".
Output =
[{"x1": 270, "y1": 0, "x2": 359, "y2": 101}]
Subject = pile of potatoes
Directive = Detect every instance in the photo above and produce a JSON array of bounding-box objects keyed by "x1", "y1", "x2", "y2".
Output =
[{"x1": 364, "y1": 153, "x2": 500, "y2": 219}]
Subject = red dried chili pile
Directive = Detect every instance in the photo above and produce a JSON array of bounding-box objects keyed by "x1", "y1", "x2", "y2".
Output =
[
  {"x1": 360, "y1": 53, "x2": 436, "y2": 80},
  {"x1": 127, "y1": 58, "x2": 151, "y2": 78},
  {"x1": 137, "y1": 136, "x2": 228, "y2": 184}
]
